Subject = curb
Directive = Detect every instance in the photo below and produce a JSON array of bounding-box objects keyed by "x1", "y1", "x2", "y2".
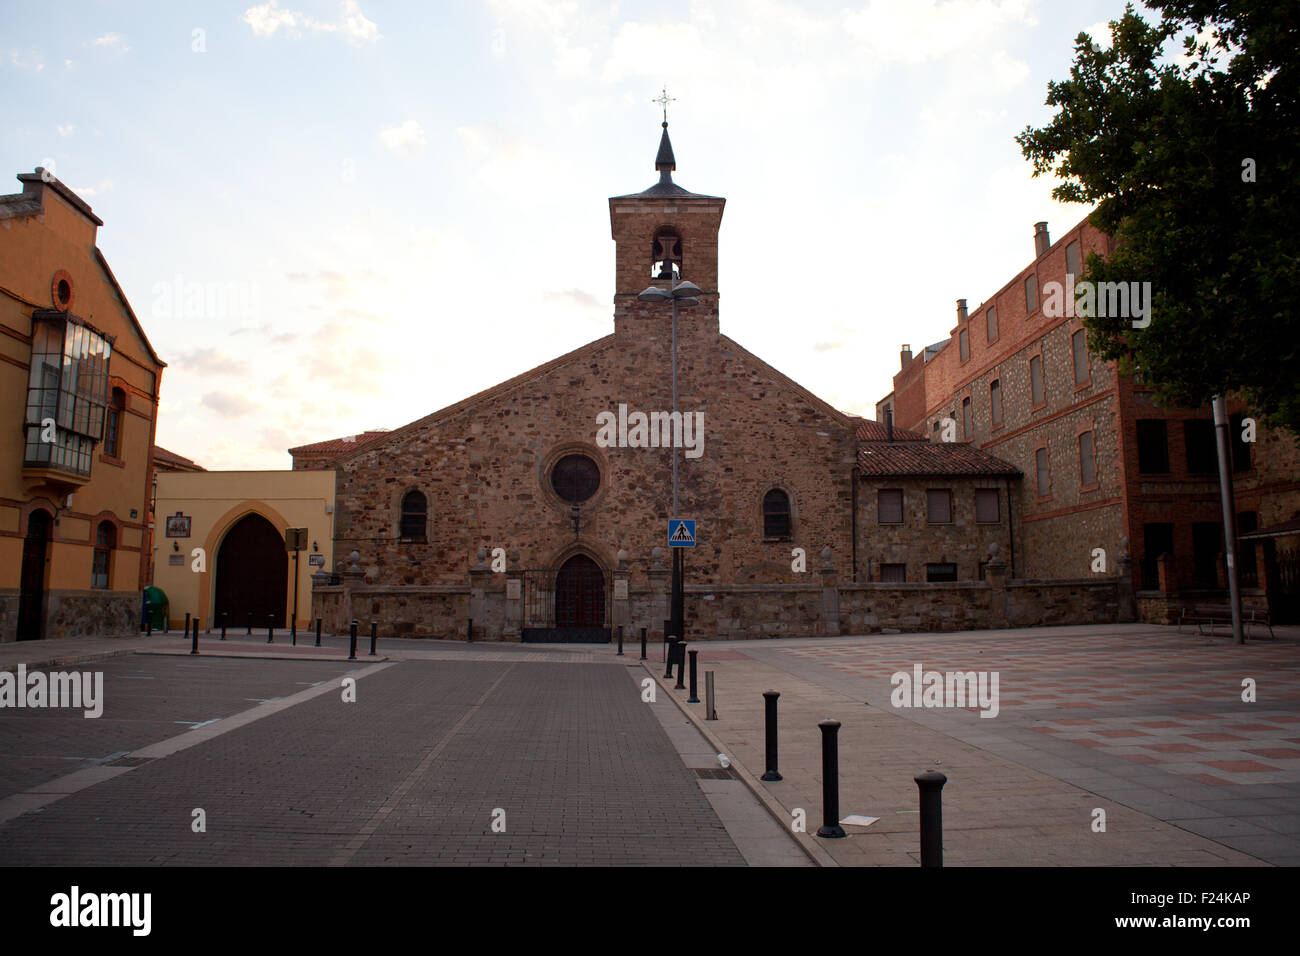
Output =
[
  {"x1": 641, "y1": 660, "x2": 838, "y2": 868},
  {"x1": 0, "y1": 647, "x2": 145, "y2": 674},
  {"x1": 138, "y1": 650, "x2": 388, "y2": 664}
]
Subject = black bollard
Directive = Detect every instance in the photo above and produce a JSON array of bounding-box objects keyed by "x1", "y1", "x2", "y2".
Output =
[
  {"x1": 687, "y1": 649, "x2": 700, "y2": 703},
  {"x1": 664, "y1": 635, "x2": 676, "y2": 679},
  {"x1": 267, "y1": 613, "x2": 274, "y2": 644},
  {"x1": 617, "y1": 625, "x2": 624, "y2": 656},
  {"x1": 246, "y1": 612, "x2": 252, "y2": 636},
  {"x1": 370, "y1": 621, "x2": 377, "y2": 657},
  {"x1": 190, "y1": 618, "x2": 199, "y2": 655},
  {"x1": 640, "y1": 627, "x2": 647, "y2": 661},
  {"x1": 915, "y1": 771, "x2": 947, "y2": 867},
  {"x1": 184, "y1": 612, "x2": 191, "y2": 640},
  {"x1": 674, "y1": 642, "x2": 687, "y2": 690},
  {"x1": 315, "y1": 618, "x2": 322, "y2": 648},
  {"x1": 146, "y1": 617, "x2": 152, "y2": 638},
  {"x1": 220, "y1": 611, "x2": 227, "y2": 641},
  {"x1": 816, "y1": 719, "x2": 846, "y2": 838},
  {"x1": 467, "y1": 617, "x2": 473, "y2": 643},
  {"x1": 762, "y1": 691, "x2": 783, "y2": 781},
  {"x1": 348, "y1": 620, "x2": 358, "y2": 661},
  {"x1": 291, "y1": 617, "x2": 296, "y2": 646}
]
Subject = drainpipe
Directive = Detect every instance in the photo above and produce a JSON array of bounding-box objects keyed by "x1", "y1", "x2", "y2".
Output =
[{"x1": 850, "y1": 465, "x2": 859, "y2": 583}]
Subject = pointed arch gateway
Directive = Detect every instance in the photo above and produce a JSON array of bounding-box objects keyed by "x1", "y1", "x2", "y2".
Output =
[
  {"x1": 213, "y1": 513, "x2": 288, "y2": 629},
  {"x1": 520, "y1": 552, "x2": 610, "y2": 644}
]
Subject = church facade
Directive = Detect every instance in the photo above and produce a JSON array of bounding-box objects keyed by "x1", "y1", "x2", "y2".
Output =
[{"x1": 309, "y1": 127, "x2": 1123, "y2": 641}]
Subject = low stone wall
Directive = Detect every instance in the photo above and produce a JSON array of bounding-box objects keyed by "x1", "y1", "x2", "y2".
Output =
[
  {"x1": 313, "y1": 584, "x2": 470, "y2": 639},
  {"x1": 311, "y1": 559, "x2": 1137, "y2": 641},
  {"x1": 45, "y1": 590, "x2": 138, "y2": 639}
]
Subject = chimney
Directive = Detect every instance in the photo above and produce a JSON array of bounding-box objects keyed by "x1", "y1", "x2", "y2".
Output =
[
  {"x1": 956, "y1": 299, "x2": 968, "y2": 323},
  {"x1": 900, "y1": 343, "x2": 913, "y2": 369},
  {"x1": 885, "y1": 406, "x2": 894, "y2": 443},
  {"x1": 1034, "y1": 221, "x2": 1050, "y2": 258}
]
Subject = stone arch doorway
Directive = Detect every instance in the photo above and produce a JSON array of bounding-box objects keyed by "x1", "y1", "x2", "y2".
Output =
[
  {"x1": 556, "y1": 554, "x2": 606, "y2": 631},
  {"x1": 18, "y1": 510, "x2": 52, "y2": 641},
  {"x1": 213, "y1": 513, "x2": 287, "y2": 630}
]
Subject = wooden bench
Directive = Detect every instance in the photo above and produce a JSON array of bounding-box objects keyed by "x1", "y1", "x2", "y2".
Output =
[{"x1": 1178, "y1": 603, "x2": 1275, "y2": 638}]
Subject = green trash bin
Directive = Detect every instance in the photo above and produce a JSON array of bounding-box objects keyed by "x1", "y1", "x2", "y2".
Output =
[{"x1": 143, "y1": 586, "x2": 169, "y2": 630}]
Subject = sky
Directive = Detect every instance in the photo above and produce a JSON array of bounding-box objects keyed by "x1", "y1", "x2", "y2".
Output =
[{"x1": 1, "y1": 0, "x2": 1161, "y2": 470}]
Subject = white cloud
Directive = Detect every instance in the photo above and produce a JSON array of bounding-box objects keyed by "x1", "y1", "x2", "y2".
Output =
[
  {"x1": 6, "y1": 50, "x2": 45, "y2": 71},
  {"x1": 379, "y1": 119, "x2": 426, "y2": 155},
  {"x1": 71, "y1": 179, "x2": 113, "y2": 197},
  {"x1": 201, "y1": 392, "x2": 261, "y2": 418},
  {"x1": 92, "y1": 33, "x2": 130, "y2": 53},
  {"x1": 57, "y1": 124, "x2": 75, "y2": 137},
  {"x1": 242, "y1": 0, "x2": 380, "y2": 43}
]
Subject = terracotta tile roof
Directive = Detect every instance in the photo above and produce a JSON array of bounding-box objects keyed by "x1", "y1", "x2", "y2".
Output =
[
  {"x1": 857, "y1": 441, "x2": 1022, "y2": 477},
  {"x1": 855, "y1": 419, "x2": 928, "y2": 442},
  {"x1": 151, "y1": 445, "x2": 204, "y2": 470},
  {"x1": 288, "y1": 430, "x2": 391, "y2": 455}
]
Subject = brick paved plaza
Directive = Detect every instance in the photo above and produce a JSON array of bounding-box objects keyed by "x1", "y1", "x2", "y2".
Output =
[{"x1": 0, "y1": 623, "x2": 1296, "y2": 867}]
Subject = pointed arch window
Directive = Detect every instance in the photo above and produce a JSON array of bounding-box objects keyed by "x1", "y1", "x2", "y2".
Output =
[
  {"x1": 104, "y1": 387, "x2": 125, "y2": 458},
  {"x1": 763, "y1": 489, "x2": 792, "y2": 539},
  {"x1": 400, "y1": 490, "x2": 427, "y2": 540}
]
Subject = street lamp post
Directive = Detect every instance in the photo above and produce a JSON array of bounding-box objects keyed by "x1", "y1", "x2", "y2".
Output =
[{"x1": 639, "y1": 271, "x2": 700, "y2": 641}]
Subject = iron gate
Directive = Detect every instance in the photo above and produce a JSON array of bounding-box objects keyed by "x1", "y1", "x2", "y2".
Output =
[{"x1": 520, "y1": 561, "x2": 611, "y2": 643}]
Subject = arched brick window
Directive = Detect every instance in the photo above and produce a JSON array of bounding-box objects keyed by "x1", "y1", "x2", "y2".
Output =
[
  {"x1": 399, "y1": 490, "x2": 427, "y2": 540},
  {"x1": 92, "y1": 520, "x2": 115, "y2": 588},
  {"x1": 763, "y1": 489, "x2": 791, "y2": 539}
]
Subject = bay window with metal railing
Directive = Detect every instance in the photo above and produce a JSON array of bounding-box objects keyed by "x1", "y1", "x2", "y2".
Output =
[{"x1": 23, "y1": 311, "x2": 113, "y2": 479}]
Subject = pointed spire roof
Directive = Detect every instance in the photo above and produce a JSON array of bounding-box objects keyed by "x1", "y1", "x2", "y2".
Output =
[
  {"x1": 655, "y1": 123, "x2": 676, "y2": 173},
  {"x1": 611, "y1": 120, "x2": 720, "y2": 201}
]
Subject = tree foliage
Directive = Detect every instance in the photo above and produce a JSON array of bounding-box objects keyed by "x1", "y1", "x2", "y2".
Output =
[{"x1": 1017, "y1": 1, "x2": 1299, "y2": 434}]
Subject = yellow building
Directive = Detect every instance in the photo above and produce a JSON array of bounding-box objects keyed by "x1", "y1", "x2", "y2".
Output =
[
  {"x1": 0, "y1": 169, "x2": 164, "y2": 641},
  {"x1": 152, "y1": 470, "x2": 335, "y2": 632}
]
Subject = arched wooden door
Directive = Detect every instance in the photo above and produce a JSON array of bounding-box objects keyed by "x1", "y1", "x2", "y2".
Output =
[
  {"x1": 18, "y1": 510, "x2": 52, "y2": 641},
  {"x1": 553, "y1": 554, "x2": 608, "y2": 642},
  {"x1": 213, "y1": 514, "x2": 287, "y2": 629}
]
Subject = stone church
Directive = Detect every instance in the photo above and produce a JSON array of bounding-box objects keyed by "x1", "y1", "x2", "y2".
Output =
[{"x1": 310, "y1": 124, "x2": 1089, "y2": 641}]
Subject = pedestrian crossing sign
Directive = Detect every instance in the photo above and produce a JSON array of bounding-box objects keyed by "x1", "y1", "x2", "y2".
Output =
[{"x1": 668, "y1": 519, "x2": 696, "y2": 547}]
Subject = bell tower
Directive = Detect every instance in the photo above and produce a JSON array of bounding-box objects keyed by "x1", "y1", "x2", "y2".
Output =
[{"x1": 609, "y1": 114, "x2": 725, "y2": 337}]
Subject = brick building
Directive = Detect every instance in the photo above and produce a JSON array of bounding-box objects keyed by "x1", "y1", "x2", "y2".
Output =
[
  {"x1": 309, "y1": 126, "x2": 1034, "y2": 641},
  {"x1": 877, "y1": 215, "x2": 1300, "y2": 622},
  {"x1": 0, "y1": 169, "x2": 165, "y2": 641}
]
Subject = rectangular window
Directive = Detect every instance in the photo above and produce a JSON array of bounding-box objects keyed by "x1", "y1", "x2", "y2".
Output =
[
  {"x1": 1142, "y1": 522, "x2": 1174, "y2": 589},
  {"x1": 92, "y1": 549, "x2": 110, "y2": 589},
  {"x1": 1230, "y1": 413, "x2": 1252, "y2": 472},
  {"x1": 986, "y1": 306, "x2": 998, "y2": 342},
  {"x1": 1024, "y1": 274, "x2": 1038, "y2": 312},
  {"x1": 926, "y1": 563, "x2": 958, "y2": 583},
  {"x1": 1136, "y1": 419, "x2": 1170, "y2": 474},
  {"x1": 990, "y1": 379, "x2": 1002, "y2": 426},
  {"x1": 1071, "y1": 329, "x2": 1089, "y2": 385},
  {"x1": 1183, "y1": 419, "x2": 1216, "y2": 474},
  {"x1": 958, "y1": 328, "x2": 969, "y2": 361},
  {"x1": 975, "y1": 488, "x2": 1000, "y2": 523},
  {"x1": 1192, "y1": 522, "x2": 1223, "y2": 587},
  {"x1": 877, "y1": 489, "x2": 903, "y2": 524},
  {"x1": 1036, "y1": 446, "x2": 1050, "y2": 496},
  {"x1": 1029, "y1": 354, "x2": 1045, "y2": 406},
  {"x1": 880, "y1": 563, "x2": 906, "y2": 583},
  {"x1": 926, "y1": 489, "x2": 952, "y2": 524},
  {"x1": 1065, "y1": 239, "x2": 1081, "y2": 277},
  {"x1": 1079, "y1": 431, "x2": 1096, "y2": 485},
  {"x1": 961, "y1": 397, "x2": 972, "y2": 439}
]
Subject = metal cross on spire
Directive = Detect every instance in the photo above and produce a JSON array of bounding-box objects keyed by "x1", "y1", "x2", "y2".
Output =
[{"x1": 652, "y1": 87, "x2": 676, "y2": 126}]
